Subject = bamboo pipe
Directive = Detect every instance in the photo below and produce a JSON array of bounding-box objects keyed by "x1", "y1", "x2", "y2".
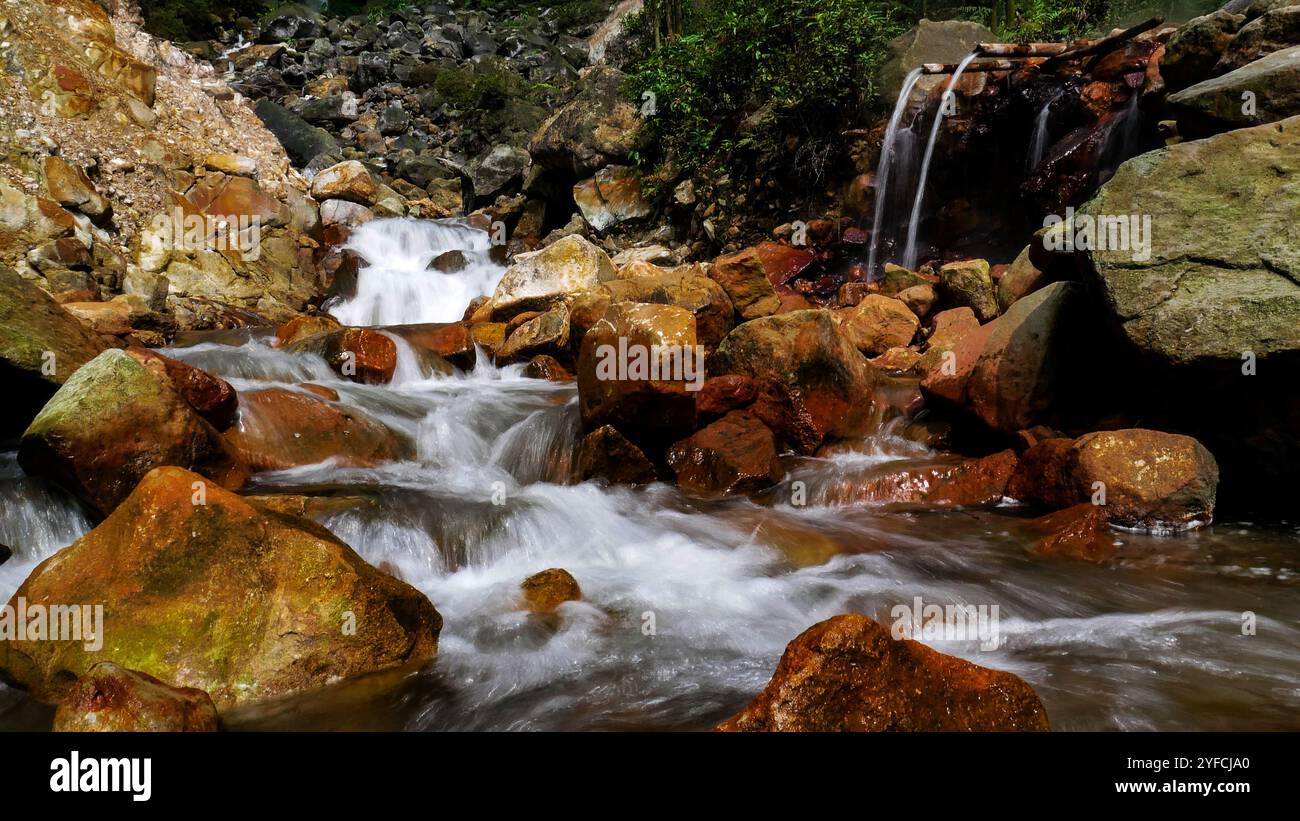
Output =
[{"x1": 975, "y1": 42, "x2": 1069, "y2": 57}]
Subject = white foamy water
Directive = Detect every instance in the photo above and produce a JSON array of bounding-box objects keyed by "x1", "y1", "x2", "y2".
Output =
[{"x1": 330, "y1": 218, "x2": 505, "y2": 326}]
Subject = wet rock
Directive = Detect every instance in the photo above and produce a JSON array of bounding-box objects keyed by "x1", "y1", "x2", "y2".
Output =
[
  {"x1": 54, "y1": 663, "x2": 219, "y2": 732},
  {"x1": 830, "y1": 450, "x2": 1018, "y2": 507},
  {"x1": 717, "y1": 614, "x2": 1049, "y2": 732},
  {"x1": 708, "y1": 247, "x2": 782, "y2": 320},
  {"x1": 577, "y1": 302, "x2": 699, "y2": 457},
  {"x1": 601, "y1": 264, "x2": 734, "y2": 349},
  {"x1": 710, "y1": 310, "x2": 877, "y2": 454},
  {"x1": 1028, "y1": 504, "x2": 1116, "y2": 563},
  {"x1": 0, "y1": 264, "x2": 107, "y2": 438},
  {"x1": 918, "y1": 307, "x2": 991, "y2": 405},
  {"x1": 274, "y1": 314, "x2": 342, "y2": 348},
  {"x1": 896, "y1": 283, "x2": 936, "y2": 318},
  {"x1": 286, "y1": 327, "x2": 398, "y2": 384},
  {"x1": 225, "y1": 387, "x2": 409, "y2": 471},
  {"x1": 833, "y1": 295, "x2": 919, "y2": 356},
  {"x1": 576, "y1": 424, "x2": 657, "y2": 485},
  {"x1": 870, "y1": 347, "x2": 922, "y2": 373},
  {"x1": 667, "y1": 411, "x2": 783, "y2": 496},
  {"x1": 1007, "y1": 429, "x2": 1219, "y2": 530},
  {"x1": 696, "y1": 374, "x2": 757, "y2": 420},
  {"x1": 498, "y1": 303, "x2": 570, "y2": 362},
  {"x1": 18, "y1": 350, "x2": 247, "y2": 515},
  {"x1": 123, "y1": 347, "x2": 239, "y2": 431},
  {"x1": 573, "y1": 165, "x2": 651, "y2": 233},
  {"x1": 966, "y1": 282, "x2": 1078, "y2": 433},
  {"x1": 523, "y1": 354, "x2": 573, "y2": 381},
  {"x1": 939, "y1": 259, "x2": 998, "y2": 322},
  {"x1": 429, "y1": 250, "x2": 467, "y2": 273},
  {"x1": 0, "y1": 466, "x2": 440, "y2": 709},
  {"x1": 384, "y1": 322, "x2": 476, "y2": 370},
  {"x1": 520, "y1": 568, "x2": 582, "y2": 614},
  {"x1": 1168, "y1": 45, "x2": 1300, "y2": 133},
  {"x1": 491, "y1": 234, "x2": 617, "y2": 319},
  {"x1": 310, "y1": 160, "x2": 379, "y2": 205},
  {"x1": 528, "y1": 66, "x2": 646, "y2": 177}
]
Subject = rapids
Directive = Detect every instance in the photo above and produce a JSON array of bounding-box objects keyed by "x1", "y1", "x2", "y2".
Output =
[{"x1": 2, "y1": 219, "x2": 1298, "y2": 731}]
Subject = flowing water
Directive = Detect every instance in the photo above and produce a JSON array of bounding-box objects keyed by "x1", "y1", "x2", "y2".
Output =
[
  {"x1": 866, "y1": 67, "x2": 925, "y2": 278},
  {"x1": 2, "y1": 218, "x2": 1299, "y2": 731},
  {"x1": 902, "y1": 52, "x2": 980, "y2": 271},
  {"x1": 1026, "y1": 90, "x2": 1063, "y2": 173}
]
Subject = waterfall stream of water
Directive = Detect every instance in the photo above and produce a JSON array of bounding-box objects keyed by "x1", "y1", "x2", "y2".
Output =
[
  {"x1": 865, "y1": 67, "x2": 925, "y2": 278},
  {"x1": 2, "y1": 219, "x2": 1298, "y2": 731},
  {"x1": 1026, "y1": 90, "x2": 1063, "y2": 173}
]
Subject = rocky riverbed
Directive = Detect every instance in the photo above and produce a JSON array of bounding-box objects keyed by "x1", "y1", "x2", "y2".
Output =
[{"x1": 0, "y1": 0, "x2": 1298, "y2": 732}]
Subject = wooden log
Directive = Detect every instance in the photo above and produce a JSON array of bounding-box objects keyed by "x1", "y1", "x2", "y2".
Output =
[
  {"x1": 920, "y1": 59, "x2": 1027, "y2": 75},
  {"x1": 975, "y1": 42, "x2": 1069, "y2": 57},
  {"x1": 1041, "y1": 17, "x2": 1164, "y2": 67}
]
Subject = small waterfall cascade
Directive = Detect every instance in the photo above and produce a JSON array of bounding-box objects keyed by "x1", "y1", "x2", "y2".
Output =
[{"x1": 865, "y1": 66, "x2": 926, "y2": 277}]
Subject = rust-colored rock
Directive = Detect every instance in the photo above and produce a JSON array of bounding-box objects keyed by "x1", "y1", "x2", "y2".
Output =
[
  {"x1": 124, "y1": 347, "x2": 238, "y2": 430},
  {"x1": 384, "y1": 321, "x2": 476, "y2": 369},
  {"x1": 709, "y1": 247, "x2": 781, "y2": 320},
  {"x1": 710, "y1": 310, "x2": 876, "y2": 454},
  {"x1": 718, "y1": 614, "x2": 1050, "y2": 731},
  {"x1": 696, "y1": 374, "x2": 757, "y2": 419},
  {"x1": 1029, "y1": 504, "x2": 1115, "y2": 563},
  {"x1": 523, "y1": 354, "x2": 573, "y2": 381},
  {"x1": 286, "y1": 327, "x2": 398, "y2": 384},
  {"x1": 520, "y1": 568, "x2": 582, "y2": 614},
  {"x1": 225, "y1": 388, "x2": 409, "y2": 472},
  {"x1": 274, "y1": 314, "x2": 342, "y2": 348},
  {"x1": 576, "y1": 425, "x2": 658, "y2": 485},
  {"x1": 498, "y1": 303, "x2": 570, "y2": 363},
  {"x1": 667, "y1": 411, "x2": 784, "y2": 496},
  {"x1": 601, "y1": 264, "x2": 734, "y2": 349},
  {"x1": 919, "y1": 307, "x2": 991, "y2": 405},
  {"x1": 833, "y1": 295, "x2": 919, "y2": 355},
  {"x1": 823, "y1": 450, "x2": 1018, "y2": 507},
  {"x1": 54, "y1": 663, "x2": 219, "y2": 732}
]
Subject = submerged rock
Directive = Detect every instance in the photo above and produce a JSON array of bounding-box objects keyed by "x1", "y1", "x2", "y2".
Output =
[
  {"x1": 225, "y1": 388, "x2": 410, "y2": 471},
  {"x1": 824, "y1": 450, "x2": 1018, "y2": 507},
  {"x1": 54, "y1": 663, "x2": 219, "y2": 732},
  {"x1": 0, "y1": 467, "x2": 441, "y2": 710},
  {"x1": 1028, "y1": 504, "x2": 1116, "y2": 563},
  {"x1": 1008, "y1": 429, "x2": 1219, "y2": 530},
  {"x1": 18, "y1": 350, "x2": 247, "y2": 515},
  {"x1": 718, "y1": 614, "x2": 1049, "y2": 732},
  {"x1": 520, "y1": 568, "x2": 582, "y2": 614}
]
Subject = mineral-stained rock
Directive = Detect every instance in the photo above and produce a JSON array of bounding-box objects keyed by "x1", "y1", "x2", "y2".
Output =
[
  {"x1": 696, "y1": 374, "x2": 757, "y2": 419},
  {"x1": 1028, "y1": 504, "x2": 1116, "y2": 563},
  {"x1": 577, "y1": 302, "x2": 699, "y2": 457},
  {"x1": 601, "y1": 263, "x2": 734, "y2": 349},
  {"x1": 0, "y1": 467, "x2": 440, "y2": 709},
  {"x1": 491, "y1": 234, "x2": 617, "y2": 319},
  {"x1": 576, "y1": 425, "x2": 657, "y2": 485},
  {"x1": 519, "y1": 568, "x2": 582, "y2": 614},
  {"x1": 833, "y1": 295, "x2": 919, "y2": 355},
  {"x1": 18, "y1": 350, "x2": 247, "y2": 515},
  {"x1": 285, "y1": 327, "x2": 398, "y2": 384},
  {"x1": 497, "y1": 303, "x2": 570, "y2": 362},
  {"x1": 274, "y1": 314, "x2": 342, "y2": 348},
  {"x1": 225, "y1": 388, "x2": 410, "y2": 471},
  {"x1": 939, "y1": 259, "x2": 999, "y2": 322},
  {"x1": 996, "y1": 245, "x2": 1047, "y2": 311},
  {"x1": 573, "y1": 165, "x2": 651, "y2": 233},
  {"x1": 819, "y1": 450, "x2": 1018, "y2": 507},
  {"x1": 708, "y1": 247, "x2": 782, "y2": 320},
  {"x1": 523, "y1": 354, "x2": 573, "y2": 381},
  {"x1": 710, "y1": 310, "x2": 877, "y2": 454},
  {"x1": 528, "y1": 66, "x2": 647, "y2": 177},
  {"x1": 1007, "y1": 429, "x2": 1219, "y2": 530},
  {"x1": 667, "y1": 411, "x2": 783, "y2": 496},
  {"x1": 0, "y1": 263, "x2": 107, "y2": 438},
  {"x1": 718, "y1": 614, "x2": 1049, "y2": 732},
  {"x1": 53, "y1": 663, "x2": 219, "y2": 732},
  {"x1": 309, "y1": 160, "x2": 379, "y2": 205},
  {"x1": 918, "y1": 307, "x2": 991, "y2": 405},
  {"x1": 123, "y1": 347, "x2": 239, "y2": 430},
  {"x1": 384, "y1": 321, "x2": 476, "y2": 370}
]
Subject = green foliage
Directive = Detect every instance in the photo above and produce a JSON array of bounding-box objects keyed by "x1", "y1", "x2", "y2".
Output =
[
  {"x1": 627, "y1": 0, "x2": 910, "y2": 179},
  {"x1": 140, "y1": 0, "x2": 270, "y2": 41},
  {"x1": 463, "y1": 0, "x2": 613, "y2": 30}
]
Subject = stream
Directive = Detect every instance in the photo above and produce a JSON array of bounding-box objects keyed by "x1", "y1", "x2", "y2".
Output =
[{"x1": 2, "y1": 218, "x2": 1298, "y2": 731}]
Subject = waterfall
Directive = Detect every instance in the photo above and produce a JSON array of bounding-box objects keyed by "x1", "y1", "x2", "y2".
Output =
[
  {"x1": 901, "y1": 52, "x2": 979, "y2": 272},
  {"x1": 330, "y1": 218, "x2": 505, "y2": 327},
  {"x1": 1100, "y1": 93, "x2": 1143, "y2": 183},
  {"x1": 1026, "y1": 90, "x2": 1062, "y2": 172},
  {"x1": 865, "y1": 67, "x2": 925, "y2": 278}
]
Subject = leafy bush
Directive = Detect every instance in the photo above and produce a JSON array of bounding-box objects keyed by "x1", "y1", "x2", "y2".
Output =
[{"x1": 626, "y1": 0, "x2": 910, "y2": 180}]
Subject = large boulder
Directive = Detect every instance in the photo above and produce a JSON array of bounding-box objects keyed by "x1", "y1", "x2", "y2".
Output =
[
  {"x1": 1161, "y1": 9, "x2": 1247, "y2": 90},
  {"x1": 0, "y1": 264, "x2": 107, "y2": 438},
  {"x1": 0, "y1": 467, "x2": 441, "y2": 709},
  {"x1": 833, "y1": 295, "x2": 919, "y2": 355},
  {"x1": 53, "y1": 663, "x2": 219, "y2": 732},
  {"x1": 666, "y1": 411, "x2": 783, "y2": 496},
  {"x1": 528, "y1": 67, "x2": 647, "y2": 177},
  {"x1": 1217, "y1": 7, "x2": 1300, "y2": 72},
  {"x1": 710, "y1": 310, "x2": 877, "y2": 454},
  {"x1": 718, "y1": 614, "x2": 1049, "y2": 732},
  {"x1": 601, "y1": 264, "x2": 734, "y2": 349},
  {"x1": 1167, "y1": 45, "x2": 1300, "y2": 133},
  {"x1": 1081, "y1": 116, "x2": 1300, "y2": 367},
  {"x1": 490, "y1": 234, "x2": 617, "y2": 319},
  {"x1": 18, "y1": 349, "x2": 247, "y2": 515},
  {"x1": 877, "y1": 20, "x2": 995, "y2": 97},
  {"x1": 225, "y1": 388, "x2": 411, "y2": 472},
  {"x1": 1007, "y1": 429, "x2": 1219, "y2": 530},
  {"x1": 577, "y1": 302, "x2": 699, "y2": 457}
]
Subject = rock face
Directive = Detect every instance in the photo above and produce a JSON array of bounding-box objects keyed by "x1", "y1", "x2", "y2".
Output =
[
  {"x1": 491, "y1": 235, "x2": 617, "y2": 318},
  {"x1": 577, "y1": 302, "x2": 699, "y2": 457},
  {"x1": 0, "y1": 264, "x2": 107, "y2": 438},
  {"x1": 18, "y1": 350, "x2": 247, "y2": 515},
  {"x1": 53, "y1": 663, "x2": 219, "y2": 732},
  {"x1": 0, "y1": 467, "x2": 441, "y2": 710},
  {"x1": 1168, "y1": 45, "x2": 1300, "y2": 133},
  {"x1": 718, "y1": 614, "x2": 1049, "y2": 732},
  {"x1": 1008, "y1": 430, "x2": 1219, "y2": 530},
  {"x1": 1081, "y1": 116, "x2": 1300, "y2": 367},
  {"x1": 666, "y1": 411, "x2": 783, "y2": 496},
  {"x1": 519, "y1": 568, "x2": 582, "y2": 614},
  {"x1": 711, "y1": 310, "x2": 876, "y2": 454},
  {"x1": 225, "y1": 388, "x2": 410, "y2": 471},
  {"x1": 965, "y1": 282, "x2": 1078, "y2": 433},
  {"x1": 528, "y1": 67, "x2": 646, "y2": 177}
]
